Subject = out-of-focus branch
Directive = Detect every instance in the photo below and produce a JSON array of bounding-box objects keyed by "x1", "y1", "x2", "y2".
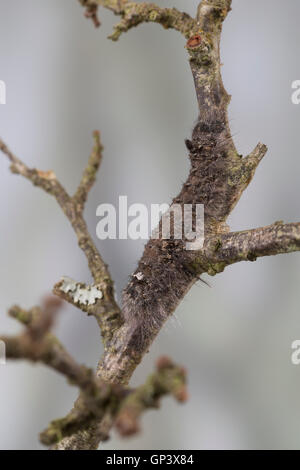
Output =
[
  {"x1": 0, "y1": 301, "x2": 130, "y2": 446},
  {"x1": 56, "y1": 0, "x2": 269, "y2": 450},
  {"x1": 1, "y1": 301, "x2": 95, "y2": 388},
  {"x1": 78, "y1": 0, "x2": 197, "y2": 40},
  {"x1": 40, "y1": 383, "x2": 125, "y2": 446},
  {"x1": 73, "y1": 131, "x2": 103, "y2": 209},
  {"x1": 115, "y1": 356, "x2": 187, "y2": 437},
  {"x1": 40, "y1": 356, "x2": 187, "y2": 446}
]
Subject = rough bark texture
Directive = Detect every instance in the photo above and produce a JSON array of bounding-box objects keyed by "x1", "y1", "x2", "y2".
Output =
[{"x1": 1, "y1": 0, "x2": 300, "y2": 451}]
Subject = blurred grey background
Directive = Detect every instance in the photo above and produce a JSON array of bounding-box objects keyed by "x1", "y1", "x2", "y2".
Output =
[{"x1": 0, "y1": 0, "x2": 300, "y2": 450}]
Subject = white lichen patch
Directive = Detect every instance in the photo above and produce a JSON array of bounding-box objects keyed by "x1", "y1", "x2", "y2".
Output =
[
  {"x1": 133, "y1": 272, "x2": 144, "y2": 281},
  {"x1": 60, "y1": 276, "x2": 78, "y2": 294},
  {"x1": 60, "y1": 276, "x2": 103, "y2": 306}
]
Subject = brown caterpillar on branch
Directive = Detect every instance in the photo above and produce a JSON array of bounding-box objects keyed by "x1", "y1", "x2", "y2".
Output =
[{"x1": 122, "y1": 117, "x2": 231, "y2": 353}]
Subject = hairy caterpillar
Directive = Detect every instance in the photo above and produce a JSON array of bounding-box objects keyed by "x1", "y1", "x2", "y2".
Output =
[{"x1": 122, "y1": 116, "x2": 232, "y2": 352}]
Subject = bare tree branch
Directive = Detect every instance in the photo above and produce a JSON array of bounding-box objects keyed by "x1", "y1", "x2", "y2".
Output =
[
  {"x1": 0, "y1": 133, "x2": 105, "y2": 283},
  {"x1": 203, "y1": 222, "x2": 300, "y2": 274},
  {"x1": 1, "y1": 302, "x2": 186, "y2": 447},
  {"x1": 40, "y1": 355, "x2": 187, "y2": 446},
  {"x1": 78, "y1": 0, "x2": 197, "y2": 40},
  {"x1": 53, "y1": 0, "x2": 276, "y2": 450},
  {"x1": 115, "y1": 356, "x2": 187, "y2": 437},
  {"x1": 1, "y1": 302, "x2": 95, "y2": 388},
  {"x1": 2, "y1": 303, "x2": 185, "y2": 449},
  {"x1": 73, "y1": 131, "x2": 103, "y2": 209}
]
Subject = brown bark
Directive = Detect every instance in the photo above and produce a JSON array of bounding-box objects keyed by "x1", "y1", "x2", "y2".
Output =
[{"x1": 0, "y1": 0, "x2": 299, "y2": 450}]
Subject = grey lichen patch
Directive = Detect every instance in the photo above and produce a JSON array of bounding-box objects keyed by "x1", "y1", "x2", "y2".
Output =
[{"x1": 60, "y1": 276, "x2": 103, "y2": 306}]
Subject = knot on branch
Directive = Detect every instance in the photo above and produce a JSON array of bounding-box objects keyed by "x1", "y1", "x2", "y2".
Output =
[{"x1": 78, "y1": 1, "x2": 197, "y2": 40}]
